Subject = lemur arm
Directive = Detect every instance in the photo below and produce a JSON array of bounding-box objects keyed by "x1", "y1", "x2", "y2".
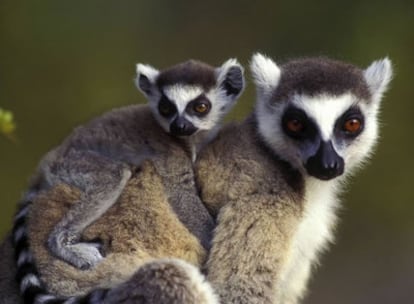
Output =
[
  {"x1": 45, "y1": 150, "x2": 132, "y2": 270},
  {"x1": 206, "y1": 194, "x2": 301, "y2": 304}
]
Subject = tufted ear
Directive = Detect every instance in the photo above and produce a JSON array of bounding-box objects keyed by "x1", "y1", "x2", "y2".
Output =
[
  {"x1": 364, "y1": 58, "x2": 393, "y2": 104},
  {"x1": 250, "y1": 53, "x2": 281, "y2": 99},
  {"x1": 135, "y1": 64, "x2": 160, "y2": 97},
  {"x1": 216, "y1": 58, "x2": 245, "y2": 100}
]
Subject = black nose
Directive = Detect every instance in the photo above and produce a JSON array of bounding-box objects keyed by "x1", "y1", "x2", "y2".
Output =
[
  {"x1": 170, "y1": 117, "x2": 197, "y2": 136},
  {"x1": 305, "y1": 141, "x2": 344, "y2": 180}
]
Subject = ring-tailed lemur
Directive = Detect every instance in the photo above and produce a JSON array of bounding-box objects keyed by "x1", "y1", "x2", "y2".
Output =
[
  {"x1": 196, "y1": 53, "x2": 392, "y2": 304},
  {"x1": 12, "y1": 58, "x2": 244, "y2": 303}
]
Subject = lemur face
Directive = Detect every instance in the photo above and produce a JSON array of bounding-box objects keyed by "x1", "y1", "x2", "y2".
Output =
[
  {"x1": 136, "y1": 59, "x2": 244, "y2": 137},
  {"x1": 251, "y1": 53, "x2": 392, "y2": 180},
  {"x1": 280, "y1": 93, "x2": 369, "y2": 180}
]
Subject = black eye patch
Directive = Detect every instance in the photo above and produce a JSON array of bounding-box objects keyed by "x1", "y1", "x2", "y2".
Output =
[
  {"x1": 185, "y1": 95, "x2": 212, "y2": 117},
  {"x1": 282, "y1": 106, "x2": 318, "y2": 141},
  {"x1": 334, "y1": 106, "x2": 365, "y2": 139},
  {"x1": 158, "y1": 95, "x2": 177, "y2": 118}
]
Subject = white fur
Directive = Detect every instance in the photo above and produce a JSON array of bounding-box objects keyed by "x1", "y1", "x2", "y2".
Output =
[
  {"x1": 256, "y1": 90, "x2": 382, "y2": 175},
  {"x1": 161, "y1": 84, "x2": 229, "y2": 132},
  {"x1": 188, "y1": 59, "x2": 244, "y2": 131},
  {"x1": 137, "y1": 59, "x2": 244, "y2": 136},
  {"x1": 278, "y1": 178, "x2": 340, "y2": 302},
  {"x1": 216, "y1": 58, "x2": 242, "y2": 86},
  {"x1": 256, "y1": 99, "x2": 305, "y2": 173},
  {"x1": 15, "y1": 205, "x2": 29, "y2": 221},
  {"x1": 251, "y1": 54, "x2": 393, "y2": 304},
  {"x1": 63, "y1": 298, "x2": 79, "y2": 304},
  {"x1": 35, "y1": 294, "x2": 59, "y2": 304},
  {"x1": 17, "y1": 249, "x2": 33, "y2": 267},
  {"x1": 250, "y1": 53, "x2": 281, "y2": 101},
  {"x1": 147, "y1": 259, "x2": 219, "y2": 304},
  {"x1": 135, "y1": 63, "x2": 160, "y2": 94},
  {"x1": 343, "y1": 101, "x2": 380, "y2": 175},
  {"x1": 21, "y1": 274, "x2": 41, "y2": 292},
  {"x1": 163, "y1": 84, "x2": 204, "y2": 114},
  {"x1": 171, "y1": 259, "x2": 219, "y2": 304},
  {"x1": 364, "y1": 58, "x2": 393, "y2": 105},
  {"x1": 292, "y1": 94, "x2": 355, "y2": 142}
]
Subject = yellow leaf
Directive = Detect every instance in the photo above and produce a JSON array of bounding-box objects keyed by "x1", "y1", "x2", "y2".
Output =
[{"x1": 0, "y1": 108, "x2": 17, "y2": 138}]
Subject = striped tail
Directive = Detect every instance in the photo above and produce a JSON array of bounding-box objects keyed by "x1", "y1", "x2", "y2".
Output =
[
  {"x1": 12, "y1": 200, "x2": 218, "y2": 304},
  {"x1": 12, "y1": 200, "x2": 109, "y2": 304}
]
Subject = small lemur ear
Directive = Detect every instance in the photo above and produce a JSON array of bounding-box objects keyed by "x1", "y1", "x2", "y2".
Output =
[
  {"x1": 364, "y1": 58, "x2": 393, "y2": 102},
  {"x1": 216, "y1": 59, "x2": 245, "y2": 98},
  {"x1": 135, "y1": 64, "x2": 160, "y2": 96},
  {"x1": 250, "y1": 53, "x2": 281, "y2": 98}
]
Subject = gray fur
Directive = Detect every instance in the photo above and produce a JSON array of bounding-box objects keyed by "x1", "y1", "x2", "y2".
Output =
[
  {"x1": 272, "y1": 57, "x2": 371, "y2": 103},
  {"x1": 35, "y1": 57, "x2": 245, "y2": 269},
  {"x1": 156, "y1": 60, "x2": 217, "y2": 90},
  {"x1": 196, "y1": 53, "x2": 393, "y2": 303},
  {"x1": 12, "y1": 58, "x2": 245, "y2": 303}
]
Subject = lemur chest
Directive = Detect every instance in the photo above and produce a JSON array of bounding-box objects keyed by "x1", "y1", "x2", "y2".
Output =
[{"x1": 290, "y1": 182, "x2": 338, "y2": 264}]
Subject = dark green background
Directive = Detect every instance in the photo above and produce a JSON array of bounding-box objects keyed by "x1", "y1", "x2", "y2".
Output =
[{"x1": 1, "y1": 1, "x2": 413, "y2": 303}]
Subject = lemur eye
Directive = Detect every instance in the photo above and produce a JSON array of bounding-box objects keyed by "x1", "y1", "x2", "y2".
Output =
[
  {"x1": 188, "y1": 97, "x2": 211, "y2": 116},
  {"x1": 286, "y1": 119, "x2": 304, "y2": 133},
  {"x1": 343, "y1": 118, "x2": 362, "y2": 134},
  {"x1": 282, "y1": 107, "x2": 312, "y2": 140},
  {"x1": 193, "y1": 102, "x2": 209, "y2": 114},
  {"x1": 158, "y1": 97, "x2": 176, "y2": 117}
]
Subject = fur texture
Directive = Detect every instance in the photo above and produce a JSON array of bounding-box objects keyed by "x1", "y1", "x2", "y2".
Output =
[
  {"x1": 6, "y1": 54, "x2": 391, "y2": 304},
  {"x1": 195, "y1": 53, "x2": 392, "y2": 304},
  {"x1": 28, "y1": 161, "x2": 207, "y2": 296},
  {"x1": 12, "y1": 58, "x2": 244, "y2": 303},
  {"x1": 0, "y1": 236, "x2": 23, "y2": 304}
]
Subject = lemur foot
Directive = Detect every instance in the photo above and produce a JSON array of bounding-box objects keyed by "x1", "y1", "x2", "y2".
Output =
[{"x1": 61, "y1": 242, "x2": 104, "y2": 270}]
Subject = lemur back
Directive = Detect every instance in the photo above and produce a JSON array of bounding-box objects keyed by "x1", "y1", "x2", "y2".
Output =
[
  {"x1": 196, "y1": 53, "x2": 392, "y2": 304},
  {"x1": 12, "y1": 59, "x2": 245, "y2": 303}
]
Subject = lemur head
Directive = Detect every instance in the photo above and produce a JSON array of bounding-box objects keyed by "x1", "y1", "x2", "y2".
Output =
[
  {"x1": 135, "y1": 59, "x2": 244, "y2": 137},
  {"x1": 251, "y1": 53, "x2": 393, "y2": 181}
]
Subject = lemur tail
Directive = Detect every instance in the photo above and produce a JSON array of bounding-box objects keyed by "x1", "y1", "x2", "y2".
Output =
[
  {"x1": 12, "y1": 200, "x2": 218, "y2": 304},
  {"x1": 12, "y1": 200, "x2": 109, "y2": 304}
]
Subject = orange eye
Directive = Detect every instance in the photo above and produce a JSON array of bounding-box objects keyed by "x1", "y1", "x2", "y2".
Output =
[
  {"x1": 343, "y1": 118, "x2": 361, "y2": 133},
  {"x1": 194, "y1": 103, "x2": 209, "y2": 113},
  {"x1": 286, "y1": 119, "x2": 304, "y2": 133}
]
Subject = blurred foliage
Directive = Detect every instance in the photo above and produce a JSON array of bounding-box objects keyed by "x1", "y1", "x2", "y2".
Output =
[
  {"x1": 0, "y1": 108, "x2": 16, "y2": 140},
  {"x1": 0, "y1": 0, "x2": 413, "y2": 303}
]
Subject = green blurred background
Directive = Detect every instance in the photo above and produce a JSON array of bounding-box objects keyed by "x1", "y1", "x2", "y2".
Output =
[{"x1": 1, "y1": 0, "x2": 413, "y2": 302}]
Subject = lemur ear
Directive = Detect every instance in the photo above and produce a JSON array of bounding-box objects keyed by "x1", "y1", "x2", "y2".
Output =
[
  {"x1": 216, "y1": 59, "x2": 245, "y2": 99},
  {"x1": 135, "y1": 64, "x2": 160, "y2": 97},
  {"x1": 364, "y1": 58, "x2": 393, "y2": 103},
  {"x1": 250, "y1": 53, "x2": 281, "y2": 99}
]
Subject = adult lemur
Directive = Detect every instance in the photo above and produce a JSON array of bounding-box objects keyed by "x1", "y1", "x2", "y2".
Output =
[
  {"x1": 196, "y1": 53, "x2": 392, "y2": 303},
  {"x1": 12, "y1": 58, "x2": 244, "y2": 303},
  {"x1": 10, "y1": 53, "x2": 391, "y2": 304}
]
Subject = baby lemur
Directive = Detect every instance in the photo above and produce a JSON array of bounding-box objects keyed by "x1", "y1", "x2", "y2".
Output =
[
  {"x1": 12, "y1": 58, "x2": 244, "y2": 303},
  {"x1": 196, "y1": 53, "x2": 393, "y2": 304}
]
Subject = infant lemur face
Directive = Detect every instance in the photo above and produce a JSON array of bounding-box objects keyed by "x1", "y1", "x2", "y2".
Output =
[
  {"x1": 251, "y1": 54, "x2": 392, "y2": 180},
  {"x1": 136, "y1": 59, "x2": 245, "y2": 137},
  {"x1": 156, "y1": 85, "x2": 213, "y2": 136}
]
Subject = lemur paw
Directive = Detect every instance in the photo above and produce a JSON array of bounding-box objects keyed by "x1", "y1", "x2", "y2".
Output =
[{"x1": 65, "y1": 242, "x2": 104, "y2": 270}]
